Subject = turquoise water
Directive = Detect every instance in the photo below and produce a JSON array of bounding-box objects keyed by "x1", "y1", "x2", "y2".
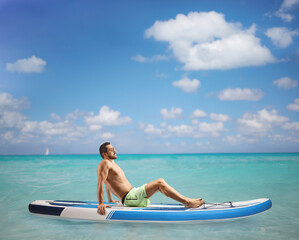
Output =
[{"x1": 0, "y1": 153, "x2": 298, "y2": 240}]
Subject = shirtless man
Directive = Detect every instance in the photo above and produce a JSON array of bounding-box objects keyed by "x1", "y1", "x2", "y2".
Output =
[{"x1": 97, "y1": 142, "x2": 205, "y2": 215}]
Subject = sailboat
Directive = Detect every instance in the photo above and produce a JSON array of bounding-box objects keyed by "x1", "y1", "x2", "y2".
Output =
[{"x1": 45, "y1": 148, "x2": 49, "y2": 155}]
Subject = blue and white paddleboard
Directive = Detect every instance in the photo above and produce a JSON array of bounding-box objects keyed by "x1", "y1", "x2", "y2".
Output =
[{"x1": 28, "y1": 198, "x2": 271, "y2": 223}]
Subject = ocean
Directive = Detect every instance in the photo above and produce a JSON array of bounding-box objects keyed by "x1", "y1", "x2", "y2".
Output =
[{"x1": 0, "y1": 153, "x2": 298, "y2": 240}]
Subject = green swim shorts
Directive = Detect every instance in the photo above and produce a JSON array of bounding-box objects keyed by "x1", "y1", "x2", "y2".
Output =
[{"x1": 123, "y1": 184, "x2": 150, "y2": 207}]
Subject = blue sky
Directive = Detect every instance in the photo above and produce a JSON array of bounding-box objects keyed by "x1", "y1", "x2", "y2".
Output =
[{"x1": 0, "y1": 0, "x2": 298, "y2": 154}]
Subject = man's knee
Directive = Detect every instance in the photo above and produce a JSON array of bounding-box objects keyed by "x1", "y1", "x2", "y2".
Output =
[{"x1": 157, "y1": 178, "x2": 166, "y2": 186}]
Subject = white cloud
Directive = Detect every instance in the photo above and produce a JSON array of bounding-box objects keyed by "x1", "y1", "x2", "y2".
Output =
[
  {"x1": 218, "y1": 88, "x2": 264, "y2": 101},
  {"x1": 190, "y1": 109, "x2": 207, "y2": 118},
  {"x1": 155, "y1": 73, "x2": 168, "y2": 78},
  {"x1": 84, "y1": 106, "x2": 132, "y2": 130},
  {"x1": 1, "y1": 131, "x2": 14, "y2": 141},
  {"x1": 150, "y1": 55, "x2": 169, "y2": 62},
  {"x1": 160, "y1": 122, "x2": 168, "y2": 128},
  {"x1": 145, "y1": 124, "x2": 163, "y2": 135},
  {"x1": 131, "y1": 54, "x2": 169, "y2": 62},
  {"x1": 160, "y1": 107, "x2": 182, "y2": 119},
  {"x1": 21, "y1": 108, "x2": 127, "y2": 142},
  {"x1": 269, "y1": 134, "x2": 299, "y2": 143},
  {"x1": 139, "y1": 122, "x2": 163, "y2": 136},
  {"x1": 172, "y1": 77, "x2": 200, "y2": 93},
  {"x1": 22, "y1": 120, "x2": 71, "y2": 135},
  {"x1": 0, "y1": 111, "x2": 27, "y2": 129},
  {"x1": 145, "y1": 11, "x2": 276, "y2": 70},
  {"x1": 225, "y1": 135, "x2": 239, "y2": 144},
  {"x1": 0, "y1": 92, "x2": 133, "y2": 146},
  {"x1": 283, "y1": 121, "x2": 299, "y2": 131},
  {"x1": 141, "y1": 121, "x2": 226, "y2": 138},
  {"x1": 100, "y1": 132, "x2": 115, "y2": 139},
  {"x1": 167, "y1": 124, "x2": 194, "y2": 137},
  {"x1": 210, "y1": 113, "x2": 232, "y2": 122},
  {"x1": 266, "y1": 27, "x2": 299, "y2": 48},
  {"x1": 65, "y1": 109, "x2": 87, "y2": 120},
  {"x1": 0, "y1": 93, "x2": 29, "y2": 130},
  {"x1": 224, "y1": 134, "x2": 257, "y2": 144},
  {"x1": 131, "y1": 54, "x2": 147, "y2": 62},
  {"x1": 274, "y1": 0, "x2": 299, "y2": 22},
  {"x1": 226, "y1": 135, "x2": 243, "y2": 144},
  {"x1": 20, "y1": 120, "x2": 88, "y2": 141},
  {"x1": 0, "y1": 92, "x2": 30, "y2": 111},
  {"x1": 225, "y1": 134, "x2": 245, "y2": 144},
  {"x1": 6, "y1": 55, "x2": 46, "y2": 73},
  {"x1": 1, "y1": 103, "x2": 131, "y2": 144},
  {"x1": 238, "y1": 109, "x2": 289, "y2": 136},
  {"x1": 287, "y1": 98, "x2": 299, "y2": 111},
  {"x1": 273, "y1": 77, "x2": 298, "y2": 89},
  {"x1": 191, "y1": 111, "x2": 232, "y2": 122},
  {"x1": 50, "y1": 113, "x2": 61, "y2": 121},
  {"x1": 197, "y1": 122, "x2": 226, "y2": 136},
  {"x1": 269, "y1": 134, "x2": 289, "y2": 142}
]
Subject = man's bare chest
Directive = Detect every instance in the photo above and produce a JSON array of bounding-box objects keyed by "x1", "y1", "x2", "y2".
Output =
[{"x1": 108, "y1": 164, "x2": 125, "y2": 178}]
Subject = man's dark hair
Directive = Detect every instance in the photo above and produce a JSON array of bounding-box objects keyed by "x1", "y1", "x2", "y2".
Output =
[{"x1": 99, "y1": 142, "x2": 110, "y2": 158}]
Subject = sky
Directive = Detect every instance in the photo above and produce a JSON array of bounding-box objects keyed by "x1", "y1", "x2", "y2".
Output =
[{"x1": 0, "y1": 0, "x2": 299, "y2": 154}]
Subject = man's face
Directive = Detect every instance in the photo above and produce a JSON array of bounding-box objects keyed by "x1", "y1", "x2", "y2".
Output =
[{"x1": 105, "y1": 144, "x2": 117, "y2": 160}]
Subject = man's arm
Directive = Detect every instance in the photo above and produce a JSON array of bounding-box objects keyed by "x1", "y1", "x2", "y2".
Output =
[{"x1": 97, "y1": 162, "x2": 111, "y2": 215}]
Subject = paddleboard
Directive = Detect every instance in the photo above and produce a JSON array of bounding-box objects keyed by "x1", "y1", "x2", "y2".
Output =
[{"x1": 28, "y1": 198, "x2": 272, "y2": 223}]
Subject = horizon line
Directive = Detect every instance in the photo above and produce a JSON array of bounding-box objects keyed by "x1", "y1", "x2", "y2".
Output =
[{"x1": 1, "y1": 151, "x2": 299, "y2": 156}]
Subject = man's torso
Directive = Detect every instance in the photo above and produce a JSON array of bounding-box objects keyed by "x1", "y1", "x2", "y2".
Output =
[{"x1": 98, "y1": 160, "x2": 133, "y2": 200}]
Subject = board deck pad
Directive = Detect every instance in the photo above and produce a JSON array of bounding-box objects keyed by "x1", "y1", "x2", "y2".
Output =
[{"x1": 29, "y1": 198, "x2": 272, "y2": 223}]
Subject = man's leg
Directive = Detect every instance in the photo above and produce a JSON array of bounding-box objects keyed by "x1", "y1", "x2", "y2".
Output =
[{"x1": 145, "y1": 178, "x2": 204, "y2": 208}]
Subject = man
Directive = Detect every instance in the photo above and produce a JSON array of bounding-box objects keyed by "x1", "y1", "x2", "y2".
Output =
[{"x1": 97, "y1": 142, "x2": 205, "y2": 215}]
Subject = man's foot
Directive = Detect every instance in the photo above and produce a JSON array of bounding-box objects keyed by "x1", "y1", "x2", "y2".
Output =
[{"x1": 184, "y1": 198, "x2": 205, "y2": 208}]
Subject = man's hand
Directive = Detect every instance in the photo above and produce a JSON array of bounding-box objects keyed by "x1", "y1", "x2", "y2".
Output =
[
  {"x1": 97, "y1": 203, "x2": 111, "y2": 215},
  {"x1": 110, "y1": 199, "x2": 120, "y2": 203}
]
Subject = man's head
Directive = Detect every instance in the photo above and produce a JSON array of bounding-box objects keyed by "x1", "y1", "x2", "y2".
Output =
[{"x1": 99, "y1": 142, "x2": 117, "y2": 160}]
